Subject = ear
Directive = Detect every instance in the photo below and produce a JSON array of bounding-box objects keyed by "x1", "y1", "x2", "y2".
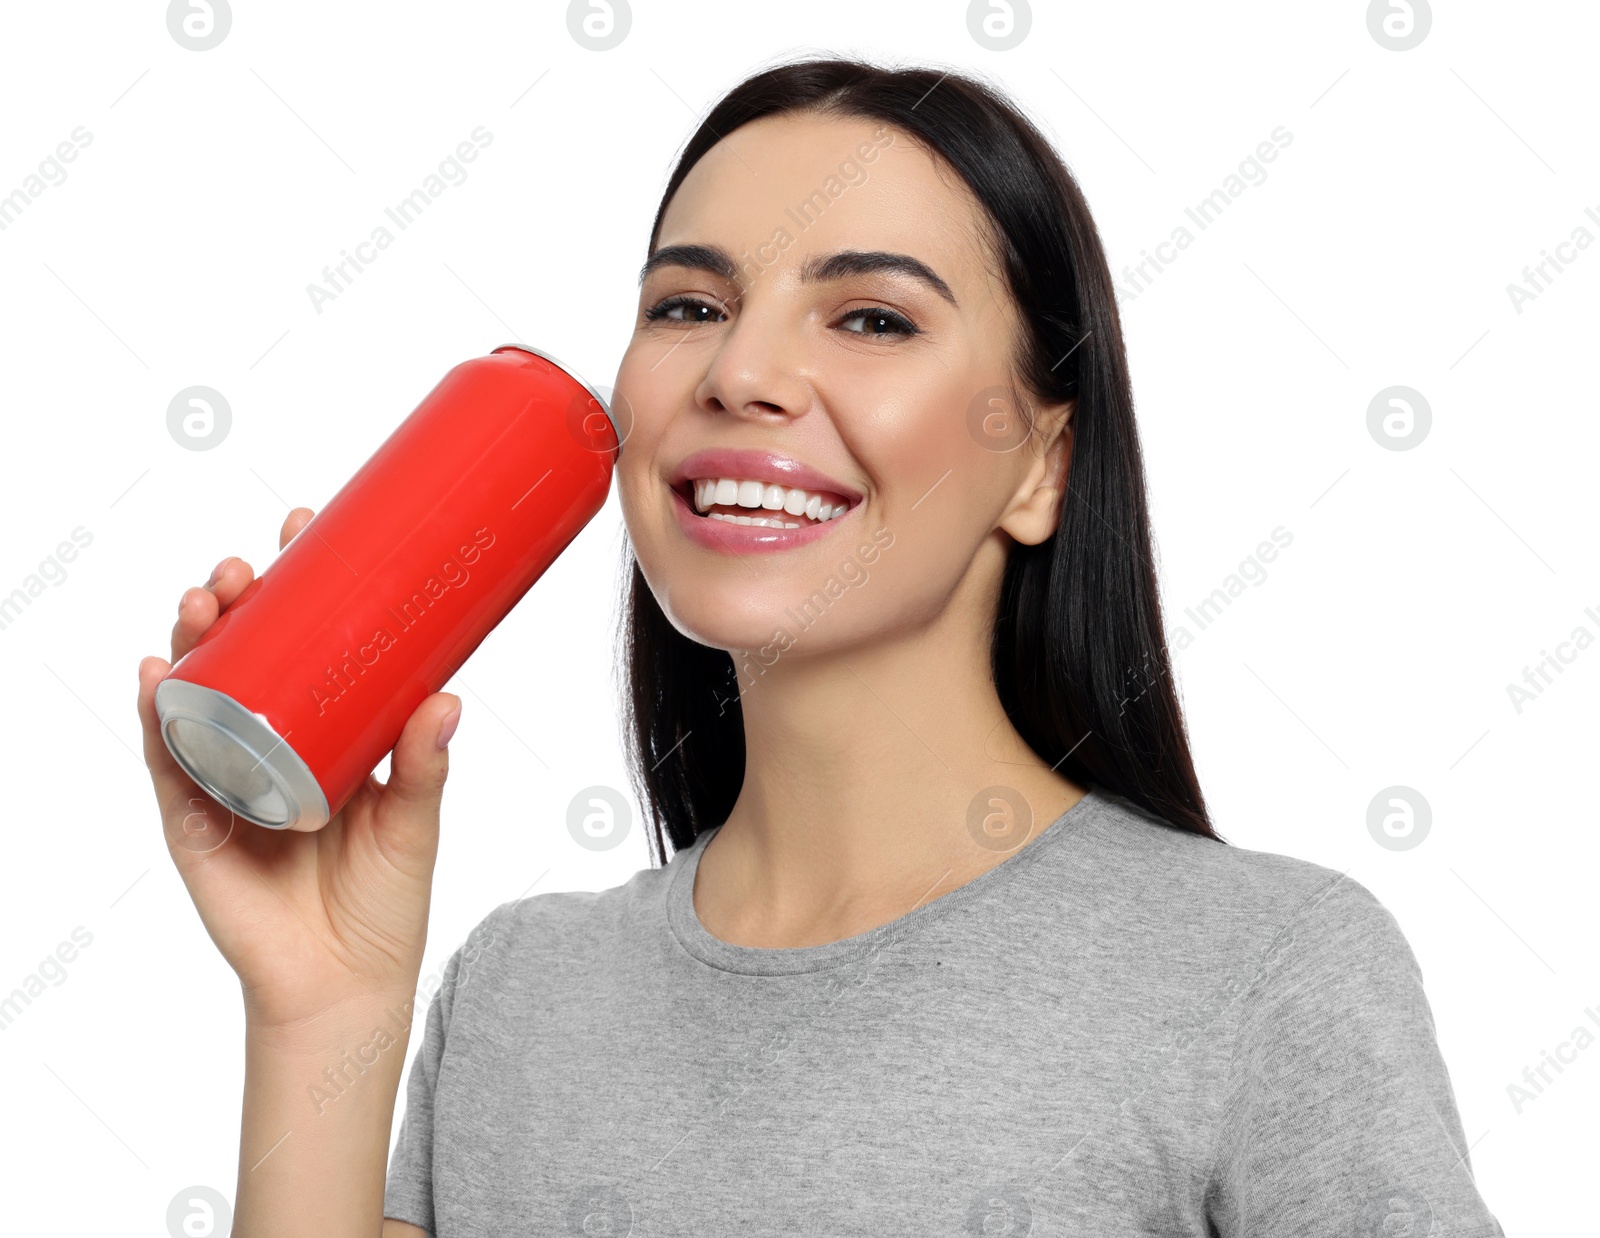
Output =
[{"x1": 997, "y1": 399, "x2": 1075, "y2": 546}]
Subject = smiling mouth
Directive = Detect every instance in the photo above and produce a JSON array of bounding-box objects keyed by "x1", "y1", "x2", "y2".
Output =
[{"x1": 676, "y1": 477, "x2": 856, "y2": 529}]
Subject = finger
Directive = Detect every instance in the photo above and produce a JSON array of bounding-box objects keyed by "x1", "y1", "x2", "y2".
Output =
[
  {"x1": 137, "y1": 654, "x2": 189, "y2": 795},
  {"x1": 140, "y1": 654, "x2": 250, "y2": 864},
  {"x1": 170, "y1": 585, "x2": 218, "y2": 663},
  {"x1": 375, "y1": 692, "x2": 460, "y2": 859},
  {"x1": 280, "y1": 507, "x2": 314, "y2": 551},
  {"x1": 168, "y1": 509, "x2": 306, "y2": 664},
  {"x1": 208, "y1": 555, "x2": 255, "y2": 608},
  {"x1": 170, "y1": 557, "x2": 255, "y2": 663}
]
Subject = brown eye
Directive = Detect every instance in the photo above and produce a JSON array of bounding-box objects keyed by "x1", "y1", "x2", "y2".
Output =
[
  {"x1": 644, "y1": 295, "x2": 727, "y2": 324},
  {"x1": 838, "y1": 307, "x2": 918, "y2": 337}
]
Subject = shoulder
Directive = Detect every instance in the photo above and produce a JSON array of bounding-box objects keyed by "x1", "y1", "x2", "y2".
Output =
[
  {"x1": 446, "y1": 838, "x2": 698, "y2": 977},
  {"x1": 1071, "y1": 792, "x2": 1437, "y2": 1089},
  {"x1": 1069, "y1": 788, "x2": 1414, "y2": 981}
]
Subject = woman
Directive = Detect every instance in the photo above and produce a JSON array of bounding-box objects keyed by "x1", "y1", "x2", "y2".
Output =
[{"x1": 138, "y1": 56, "x2": 1505, "y2": 1236}]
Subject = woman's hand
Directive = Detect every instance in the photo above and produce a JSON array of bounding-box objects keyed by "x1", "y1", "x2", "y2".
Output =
[{"x1": 136, "y1": 506, "x2": 464, "y2": 1035}]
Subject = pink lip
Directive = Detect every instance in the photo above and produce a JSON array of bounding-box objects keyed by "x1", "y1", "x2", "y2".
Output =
[
  {"x1": 668, "y1": 448, "x2": 862, "y2": 505},
  {"x1": 666, "y1": 447, "x2": 863, "y2": 556}
]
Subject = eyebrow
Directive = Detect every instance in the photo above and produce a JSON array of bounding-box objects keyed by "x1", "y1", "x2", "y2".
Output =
[{"x1": 639, "y1": 243, "x2": 958, "y2": 307}]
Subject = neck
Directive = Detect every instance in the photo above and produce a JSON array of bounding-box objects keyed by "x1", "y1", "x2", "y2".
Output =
[{"x1": 694, "y1": 592, "x2": 1086, "y2": 949}]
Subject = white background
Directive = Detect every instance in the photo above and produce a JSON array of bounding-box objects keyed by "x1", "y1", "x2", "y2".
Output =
[{"x1": 0, "y1": 1, "x2": 1593, "y2": 1233}]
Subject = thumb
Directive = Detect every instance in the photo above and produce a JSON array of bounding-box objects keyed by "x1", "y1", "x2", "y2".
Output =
[{"x1": 383, "y1": 692, "x2": 462, "y2": 823}]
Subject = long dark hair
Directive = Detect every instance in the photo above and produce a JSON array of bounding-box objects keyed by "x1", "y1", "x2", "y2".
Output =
[{"x1": 620, "y1": 55, "x2": 1218, "y2": 864}]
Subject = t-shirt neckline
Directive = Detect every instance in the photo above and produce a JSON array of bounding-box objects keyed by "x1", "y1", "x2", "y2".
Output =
[{"x1": 665, "y1": 787, "x2": 1105, "y2": 976}]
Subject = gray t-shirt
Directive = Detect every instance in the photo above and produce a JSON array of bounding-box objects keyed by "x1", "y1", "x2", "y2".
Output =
[{"x1": 384, "y1": 786, "x2": 1505, "y2": 1236}]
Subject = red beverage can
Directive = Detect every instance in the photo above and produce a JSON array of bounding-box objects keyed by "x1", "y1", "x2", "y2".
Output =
[{"x1": 154, "y1": 343, "x2": 619, "y2": 831}]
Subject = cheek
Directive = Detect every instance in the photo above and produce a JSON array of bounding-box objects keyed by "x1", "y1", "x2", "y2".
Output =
[
  {"x1": 610, "y1": 379, "x2": 670, "y2": 522},
  {"x1": 850, "y1": 485, "x2": 1003, "y2": 636},
  {"x1": 614, "y1": 451, "x2": 655, "y2": 517},
  {"x1": 860, "y1": 362, "x2": 1001, "y2": 489},
  {"x1": 864, "y1": 393, "x2": 998, "y2": 550}
]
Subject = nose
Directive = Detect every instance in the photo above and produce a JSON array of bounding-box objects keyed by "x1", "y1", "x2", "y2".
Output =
[{"x1": 693, "y1": 302, "x2": 812, "y2": 424}]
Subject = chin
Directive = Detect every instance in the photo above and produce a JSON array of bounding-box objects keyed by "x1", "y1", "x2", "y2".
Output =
[{"x1": 655, "y1": 584, "x2": 800, "y2": 657}]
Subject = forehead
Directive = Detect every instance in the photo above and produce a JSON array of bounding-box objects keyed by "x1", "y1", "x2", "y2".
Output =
[{"x1": 653, "y1": 111, "x2": 994, "y2": 294}]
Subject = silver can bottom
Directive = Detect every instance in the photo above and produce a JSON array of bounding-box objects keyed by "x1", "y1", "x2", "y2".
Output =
[{"x1": 154, "y1": 678, "x2": 330, "y2": 831}]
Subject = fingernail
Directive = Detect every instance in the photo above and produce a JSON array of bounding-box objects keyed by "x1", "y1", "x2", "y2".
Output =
[
  {"x1": 206, "y1": 557, "x2": 231, "y2": 588},
  {"x1": 435, "y1": 705, "x2": 462, "y2": 751}
]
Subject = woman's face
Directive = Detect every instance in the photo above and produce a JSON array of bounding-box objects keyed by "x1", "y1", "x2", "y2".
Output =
[{"x1": 612, "y1": 110, "x2": 1070, "y2": 669}]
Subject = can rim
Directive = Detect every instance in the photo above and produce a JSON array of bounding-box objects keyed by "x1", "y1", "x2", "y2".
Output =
[
  {"x1": 155, "y1": 677, "x2": 330, "y2": 831},
  {"x1": 492, "y1": 343, "x2": 619, "y2": 448}
]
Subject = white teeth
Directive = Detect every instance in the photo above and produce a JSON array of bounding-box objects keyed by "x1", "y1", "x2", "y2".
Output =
[{"x1": 688, "y1": 476, "x2": 853, "y2": 524}]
